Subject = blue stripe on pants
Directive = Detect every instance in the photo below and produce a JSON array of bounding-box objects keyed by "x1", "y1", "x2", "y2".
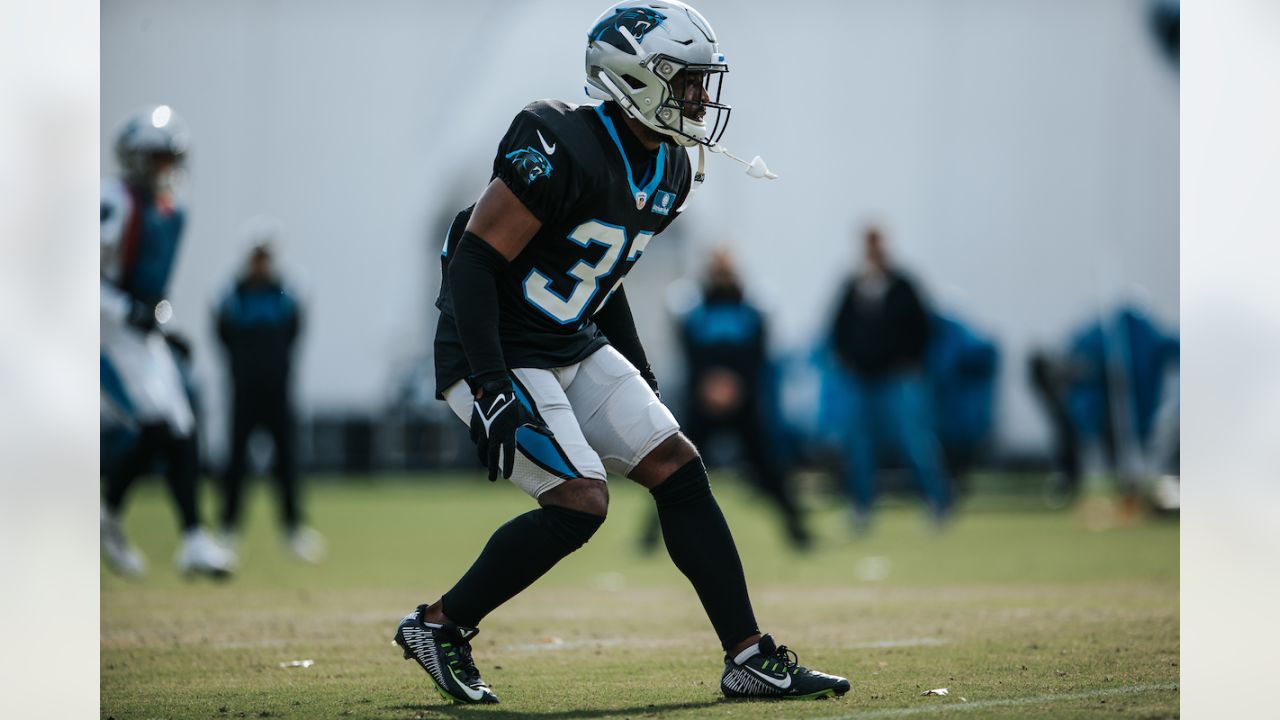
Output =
[{"x1": 511, "y1": 378, "x2": 580, "y2": 479}]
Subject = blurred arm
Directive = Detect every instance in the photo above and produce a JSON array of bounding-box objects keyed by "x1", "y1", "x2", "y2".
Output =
[
  {"x1": 215, "y1": 290, "x2": 235, "y2": 348},
  {"x1": 898, "y1": 279, "x2": 930, "y2": 363},
  {"x1": 100, "y1": 179, "x2": 134, "y2": 325},
  {"x1": 286, "y1": 290, "x2": 302, "y2": 346},
  {"x1": 830, "y1": 282, "x2": 856, "y2": 368},
  {"x1": 747, "y1": 306, "x2": 770, "y2": 387}
]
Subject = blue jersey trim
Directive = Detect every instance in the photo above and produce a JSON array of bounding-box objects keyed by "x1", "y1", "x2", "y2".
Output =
[{"x1": 594, "y1": 104, "x2": 666, "y2": 209}]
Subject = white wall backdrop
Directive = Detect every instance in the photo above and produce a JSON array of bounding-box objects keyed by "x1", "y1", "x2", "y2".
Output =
[{"x1": 102, "y1": 0, "x2": 1177, "y2": 457}]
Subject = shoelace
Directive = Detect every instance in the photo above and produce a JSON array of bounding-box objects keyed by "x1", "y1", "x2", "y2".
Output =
[
  {"x1": 765, "y1": 645, "x2": 805, "y2": 675},
  {"x1": 439, "y1": 638, "x2": 482, "y2": 683}
]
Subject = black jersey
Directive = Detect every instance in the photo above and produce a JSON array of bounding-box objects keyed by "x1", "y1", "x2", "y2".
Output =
[{"x1": 433, "y1": 100, "x2": 692, "y2": 396}]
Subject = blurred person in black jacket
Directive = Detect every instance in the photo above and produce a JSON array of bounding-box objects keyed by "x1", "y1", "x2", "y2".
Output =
[
  {"x1": 215, "y1": 237, "x2": 323, "y2": 562},
  {"x1": 831, "y1": 226, "x2": 952, "y2": 531}
]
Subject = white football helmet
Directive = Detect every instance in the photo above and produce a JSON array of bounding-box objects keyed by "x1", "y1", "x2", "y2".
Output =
[
  {"x1": 585, "y1": 0, "x2": 730, "y2": 148},
  {"x1": 114, "y1": 104, "x2": 190, "y2": 191}
]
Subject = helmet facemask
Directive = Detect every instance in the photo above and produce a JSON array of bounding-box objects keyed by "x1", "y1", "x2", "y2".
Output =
[
  {"x1": 651, "y1": 58, "x2": 730, "y2": 147},
  {"x1": 121, "y1": 149, "x2": 186, "y2": 195}
]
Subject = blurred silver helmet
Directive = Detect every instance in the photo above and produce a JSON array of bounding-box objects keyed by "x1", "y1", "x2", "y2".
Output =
[
  {"x1": 584, "y1": 0, "x2": 730, "y2": 148},
  {"x1": 113, "y1": 104, "x2": 190, "y2": 191}
]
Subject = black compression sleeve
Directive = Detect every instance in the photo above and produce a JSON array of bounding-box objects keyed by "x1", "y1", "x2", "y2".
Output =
[
  {"x1": 592, "y1": 286, "x2": 651, "y2": 373},
  {"x1": 447, "y1": 231, "x2": 509, "y2": 385}
]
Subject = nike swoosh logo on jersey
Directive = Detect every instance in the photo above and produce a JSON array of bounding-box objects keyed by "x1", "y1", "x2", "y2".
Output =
[
  {"x1": 537, "y1": 129, "x2": 556, "y2": 155},
  {"x1": 477, "y1": 394, "x2": 513, "y2": 434},
  {"x1": 744, "y1": 665, "x2": 792, "y2": 690}
]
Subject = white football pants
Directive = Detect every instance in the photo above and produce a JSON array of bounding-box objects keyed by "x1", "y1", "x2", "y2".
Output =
[{"x1": 443, "y1": 345, "x2": 680, "y2": 499}]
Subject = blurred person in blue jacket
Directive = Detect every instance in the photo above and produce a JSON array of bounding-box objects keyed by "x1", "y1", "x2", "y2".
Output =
[
  {"x1": 100, "y1": 105, "x2": 236, "y2": 578},
  {"x1": 215, "y1": 234, "x2": 323, "y2": 563},
  {"x1": 647, "y1": 249, "x2": 809, "y2": 549},
  {"x1": 830, "y1": 225, "x2": 952, "y2": 531},
  {"x1": 1032, "y1": 306, "x2": 1179, "y2": 508}
]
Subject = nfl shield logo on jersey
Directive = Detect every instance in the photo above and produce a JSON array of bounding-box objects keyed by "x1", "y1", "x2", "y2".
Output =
[{"x1": 651, "y1": 190, "x2": 676, "y2": 216}]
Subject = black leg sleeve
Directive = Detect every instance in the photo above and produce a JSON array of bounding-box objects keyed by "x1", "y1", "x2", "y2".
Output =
[
  {"x1": 650, "y1": 458, "x2": 759, "y2": 651},
  {"x1": 440, "y1": 505, "x2": 603, "y2": 628}
]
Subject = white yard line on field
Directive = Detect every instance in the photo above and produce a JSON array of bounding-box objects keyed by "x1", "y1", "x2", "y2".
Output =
[
  {"x1": 212, "y1": 638, "x2": 291, "y2": 650},
  {"x1": 502, "y1": 636, "x2": 681, "y2": 652},
  {"x1": 503, "y1": 638, "x2": 626, "y2": 652},
  {"x1": 849, "y1": 638, "x2": 948, "y2": 649},
  {"x1": 499, "y1": 636, "x2": 947, "y2": 653},
  {"x1": 813, "y1": 683, "x2": 1178, "y2": 719}
]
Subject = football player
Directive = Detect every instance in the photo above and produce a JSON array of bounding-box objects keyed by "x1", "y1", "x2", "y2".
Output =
[
  {"x1": 393, "y1": 1, "x2": 849, "y2": 703},
  {"x1": 100, "y1": 105, "x2": 235, "y2": 578}
]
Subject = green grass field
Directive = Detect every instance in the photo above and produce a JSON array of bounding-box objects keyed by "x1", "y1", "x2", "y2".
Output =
[{"x1": 101, "y1": 474, "x2": 1179, "y2": 719}]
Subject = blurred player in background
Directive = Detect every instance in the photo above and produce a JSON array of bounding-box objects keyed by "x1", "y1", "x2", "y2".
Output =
[
  {"x1": 1029, "y1": 348, "x2": 1085, "y2": 503},
  {"x1": 830, "y1": 225, "x2": 952, "y2": 532},
  {"x1": 215, "y1": 233, "x2": 322, "y2": 563},
  {"x1": 100, "y1": 105, "x2": 236, "y2": 578},
  {"x1": 641, "y1": 248, "x2": 809, "y2": 551},
  {"x1": 393, "y1": 0, "x2": 849, "y2": 705}
]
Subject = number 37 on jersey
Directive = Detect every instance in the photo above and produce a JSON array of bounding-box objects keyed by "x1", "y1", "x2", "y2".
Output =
[{"x1": 522, "y1": 219, "x2": 652, "y2": 325}]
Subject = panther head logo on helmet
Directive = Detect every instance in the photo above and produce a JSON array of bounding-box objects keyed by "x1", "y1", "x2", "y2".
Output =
[{"x1": 589, "y1": 7, "x2": 667, "y2": 54}]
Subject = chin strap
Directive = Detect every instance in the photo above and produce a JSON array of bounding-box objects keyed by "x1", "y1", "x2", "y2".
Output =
[{"x1": 676, "y1": 145, "x2": 705, "y2": 213}]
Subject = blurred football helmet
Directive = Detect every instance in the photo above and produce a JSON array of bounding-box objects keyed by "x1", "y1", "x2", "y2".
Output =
[
  {"x1": 114, "y1": 104, "x2": 190, "y2": 192},
  {"x1": 585, "y1": 0, "x2": 730, "y2": 148}
]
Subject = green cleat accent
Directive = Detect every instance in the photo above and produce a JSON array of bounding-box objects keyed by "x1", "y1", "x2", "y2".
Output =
[
  {"x1": 393, "y1": 605, "x2": 499, "y2": 705},
  {"x1": 720, "y1": 634, "x2": 851, "y2": 700},
  {"x1": 784, "y1": 688, "x2": 837, "y2": 700}
]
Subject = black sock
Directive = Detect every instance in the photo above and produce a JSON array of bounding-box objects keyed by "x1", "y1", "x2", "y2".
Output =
[
  {"x1": 440, "y1": 505, "x2": 603, "y2": 628},
  {"x1": 651, "y1": 458, "x2": 759, "y2": 651}
]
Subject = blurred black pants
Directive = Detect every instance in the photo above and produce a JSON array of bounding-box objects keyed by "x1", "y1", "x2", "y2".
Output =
[
  {"x1": 104, "y1": 423, "x2": 201, "y2": 531},
  {"x1": 643, "y1": 403, "x2": 808, "y2": 549},
  {"x1": 686, "y1": 407, "x2": 800, "y2": 522},
  {"x1": 221, "y1": 383, "x2": 300, "y2": 531}
]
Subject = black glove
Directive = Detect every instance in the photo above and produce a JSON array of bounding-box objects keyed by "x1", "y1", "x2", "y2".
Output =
[
  {"x1": 468, "y1": 377, "x2": 552, "y2": 481},
  {"x1": 640, "y1": 364, "x2": 660, "y2": 400},
  {"x1": 127, "y1": 300, "x2": 157, "y2": 332}
]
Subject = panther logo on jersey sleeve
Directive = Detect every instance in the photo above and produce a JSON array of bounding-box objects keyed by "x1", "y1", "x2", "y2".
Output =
[
  {"x1": 504, "y1": 147, "x2": 554, "y2": 184},
  {"x1": 589, "y1": 7, "x2": 666, "y2": 53}
]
